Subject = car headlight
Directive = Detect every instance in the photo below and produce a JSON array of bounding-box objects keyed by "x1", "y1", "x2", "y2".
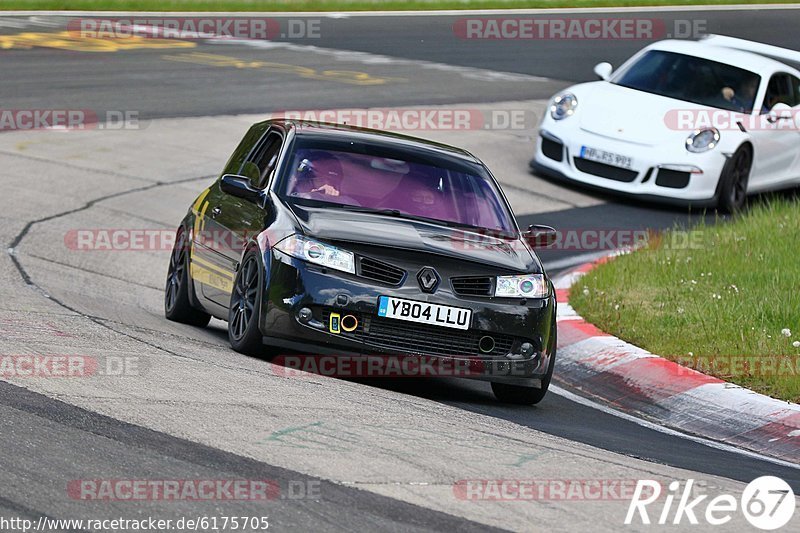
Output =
[
  {"x1": 685, "y1": 128, "x2": 720, "y2": 153},
  {"x1": 274, "y1": 235, "x2": 355, "y2": 274},
  {"x1": 550, "y1": 93, "x2": 578, "y2": 120},
  {"x1": 495, "y1": 274, "x2": 548, "y2": 298}
]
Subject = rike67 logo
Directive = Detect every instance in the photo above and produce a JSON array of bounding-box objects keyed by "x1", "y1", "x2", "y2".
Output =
[{"x1": 626, "y1": 477, "x2": 795, "y2": 529}]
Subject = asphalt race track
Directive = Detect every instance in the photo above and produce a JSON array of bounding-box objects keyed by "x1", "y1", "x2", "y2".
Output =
[{"x1": 1, "y1": 7, "x2": 799, "y2": 531}]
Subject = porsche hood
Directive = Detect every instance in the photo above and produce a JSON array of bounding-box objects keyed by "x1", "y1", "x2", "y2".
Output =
[{"x1": 571, "y1": 81, "x2": 726, "y2": 146}]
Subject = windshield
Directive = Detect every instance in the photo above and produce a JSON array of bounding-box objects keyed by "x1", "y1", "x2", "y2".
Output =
[
  {"x1": 280, "y1": 137, "x2": 516, "y2": 234},
  {"x1": 613, "y1": 50, "x2": 762, "y2": 112}
]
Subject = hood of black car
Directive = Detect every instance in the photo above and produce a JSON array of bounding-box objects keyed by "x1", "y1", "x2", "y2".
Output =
[{"x1": 288, "y1": 204, "x2": 540, "y2": 273}]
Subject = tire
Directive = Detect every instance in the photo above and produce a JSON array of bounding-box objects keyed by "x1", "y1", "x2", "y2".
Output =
[
  {"x1": 717, "y1": 146, "x2": 752, "y2": 213},
  {"x1": 228, "y1": 249, "x2": 267, "y2": 356},
  {"x1": 165, "y1": 226, "x2": 211, "y2": 327},
  {"x1": 492, "y1": 348, "x2": 556, "y2": 405}
]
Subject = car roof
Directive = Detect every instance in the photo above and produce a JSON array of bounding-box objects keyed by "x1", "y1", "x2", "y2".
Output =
[
  {"x1": 268, "y1": 119, "x2": 481, "y2": 163},
  {"x1": 644, "y1": 39, "x2": 795, "y2": 75}
]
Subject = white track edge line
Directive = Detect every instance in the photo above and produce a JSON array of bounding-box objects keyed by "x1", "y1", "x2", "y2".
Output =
[{"x1": 550, "y1": 384, "x2": 800, "y2": 471}]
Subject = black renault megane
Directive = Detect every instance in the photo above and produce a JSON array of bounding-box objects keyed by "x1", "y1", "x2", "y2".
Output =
[{"x1": 165, "y1": 119, "x2": 557, "y2": 404}]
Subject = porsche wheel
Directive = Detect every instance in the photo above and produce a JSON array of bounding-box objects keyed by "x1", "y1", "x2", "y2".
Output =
[
  {"x1": 718, "y1": 146, "x2": 752, "y2": 213},
  {"x1": 228, "y1": 249, "x2": 266, "y2": 356},
  {"x1": 165, "y1": 226, "x2": 211, "y2": 327}
]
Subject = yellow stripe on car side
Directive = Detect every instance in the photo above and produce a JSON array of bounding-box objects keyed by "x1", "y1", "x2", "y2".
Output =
[
  {"x1": 191, "y1": 188, "x2": 211, "y2": 212},
  {"x1": 191, "y1": 255, "x2": 234, "y2": 279},
  {"x1": 189, "y1": 264, "x2": 234, "y2": 293},
  {"x1": 189, "y1": 188, "x2": 235, "y2": 293}
]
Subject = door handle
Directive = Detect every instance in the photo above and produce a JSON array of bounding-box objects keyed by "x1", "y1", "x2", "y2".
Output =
[{"x1": 211, "y1": 206, "x2": 222, "y2": 218}]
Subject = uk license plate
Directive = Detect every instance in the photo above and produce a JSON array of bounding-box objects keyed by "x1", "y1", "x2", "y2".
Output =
[{"x1": 377, "y1": 296, "x2": 472, "y2": 330}]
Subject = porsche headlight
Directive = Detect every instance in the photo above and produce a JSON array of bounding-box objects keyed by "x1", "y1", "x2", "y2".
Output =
[
  {"x1": 495, "y1": 274, "x2": 548, "y2": 298},
  {"x1": 550, "y1": 92, "x2": 578, "y2": 120},
  {"x1": 274, "y1": 235, "x2": 355, "y2": 274},
  {"x1": 685, "y1": 128, "x2": 720, "y2": 153}
]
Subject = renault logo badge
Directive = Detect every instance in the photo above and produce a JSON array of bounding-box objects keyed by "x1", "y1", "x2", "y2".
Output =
[{"x1": 417, "y1": 267, "x2": 440, "y2": 293}]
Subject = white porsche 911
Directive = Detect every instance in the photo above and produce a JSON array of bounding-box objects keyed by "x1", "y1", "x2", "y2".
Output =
[{"x1": 531, "y1": 35, "x2": 800, "y2": 211}]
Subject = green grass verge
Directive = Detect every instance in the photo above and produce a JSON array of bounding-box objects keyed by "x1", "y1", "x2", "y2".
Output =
[
  {"x1": 0, "y1": 0, "x2": 794, "y2": 12},
  {"x1": 570, "y1": 199, "x2": 800, "y2": 403}
]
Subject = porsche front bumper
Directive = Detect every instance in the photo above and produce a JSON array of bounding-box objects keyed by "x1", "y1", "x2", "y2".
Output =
[{"x1": 531, "y1": 126, "x2": 730, "y2": 205}]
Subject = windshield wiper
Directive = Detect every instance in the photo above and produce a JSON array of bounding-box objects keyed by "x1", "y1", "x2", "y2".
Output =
[
  {"x1": 337, "y1": 204, "x2": 453, "y2": 225},
  {"x1": 336, "y1": 205, "x2": 409, "y2": 218},
  {"x1": 336, "y1": 205, "x2": 390, "y2": 213}
]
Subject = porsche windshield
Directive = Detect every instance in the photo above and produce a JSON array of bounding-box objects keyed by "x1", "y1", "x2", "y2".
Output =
[
  {"x1": 613, "y1": 50, "x2": 762, "y2": 112},
  {"x1": 281, "y1": 137, "x2": 516, "y2": 234}
]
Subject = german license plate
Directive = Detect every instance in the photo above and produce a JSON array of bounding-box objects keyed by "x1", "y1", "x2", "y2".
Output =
[
  {"x1": 377, "y1": 296, "x2": 471, "y2": 330},
  {"x1": 580, "y1": 145, "x2": 634, "y2": 169}
]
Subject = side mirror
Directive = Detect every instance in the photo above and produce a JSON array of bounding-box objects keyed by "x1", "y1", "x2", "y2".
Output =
[
  {"x1": 523, "y1": 224, "x2": 558, "y2": 248},
  {"x1": 593, "y1": 62, "x2": 613, "y2": 81},
  {"x1": 220, "y1": 174, "x2": 263, "y2": 202},
  {"x1": 767, "y1": 102, "x2": 793, "y2": 124}
]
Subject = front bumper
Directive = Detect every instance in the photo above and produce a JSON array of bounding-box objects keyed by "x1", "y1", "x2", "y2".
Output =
[
  {"x1": 259, "y1": 250, "x2": 557, "y2": 386},
  {"x1": 532, "y1": 123, "x2": 729, "y2": 205}
]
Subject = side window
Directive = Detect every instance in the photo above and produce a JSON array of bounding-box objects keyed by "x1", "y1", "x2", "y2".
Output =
[
  {"x1": 764, "y1": 73, "x2": 796, "y2": 110},
  {"x1": 242, "y1": 132, "x2": 283, "y2": 188},
  {"x1": 791, "y1": 75, "x2": 800, "y2": 107}
]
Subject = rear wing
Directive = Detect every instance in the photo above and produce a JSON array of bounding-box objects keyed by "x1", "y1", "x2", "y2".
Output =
[{"x1": 701, "y1": 34, "x2": 800, "y2": 67}]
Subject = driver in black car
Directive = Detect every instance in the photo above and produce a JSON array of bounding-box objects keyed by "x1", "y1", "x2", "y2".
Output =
[{"x1": 292, "y1": 151, "x2": 343, "y2": 198}]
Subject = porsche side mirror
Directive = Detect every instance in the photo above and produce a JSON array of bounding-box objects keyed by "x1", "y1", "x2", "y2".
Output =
[
  {"x1": 593, "y1": 62, "x2": 613, "y2": 81},
  {"x1": 220, "y1": 174, "x2": 263, "y2": 202},
  {"x1": 767, "y1": 102, "x2": 793, "y2": 124},
  {"x1": 523, "y1": 225, "x2": 558, "y2": 248}
]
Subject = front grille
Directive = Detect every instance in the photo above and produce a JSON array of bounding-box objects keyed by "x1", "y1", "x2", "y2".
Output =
[
  {"x1": 320, "y1": 310, "x2": 516, "y2": 357},
  {"x1": 366, "y1": 318, "x2": 515, "y2": 357},
  {"x1": 541, "y1": 137, "x2": 564, "y2": 162},
  {"x1": 451, "y1": 276, "x2": 493, "y2": 296},
  {"x1": 573, "y1": 157, "x2": 638, "y2": 182},
  {"x1": 655, "y1": 168, "x2": 691, "y2": 189},
  {"x1": 358, "y1": 256, "x2": 405, "y2": 285}
]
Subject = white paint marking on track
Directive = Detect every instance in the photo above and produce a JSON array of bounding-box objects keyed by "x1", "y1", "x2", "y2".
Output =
[
  {"x1": 207, "y1": 38, "x2": 551, "y2": 83},
  {"x1": 550, "y1": 384, "x2": 800, "y2": 471}
]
